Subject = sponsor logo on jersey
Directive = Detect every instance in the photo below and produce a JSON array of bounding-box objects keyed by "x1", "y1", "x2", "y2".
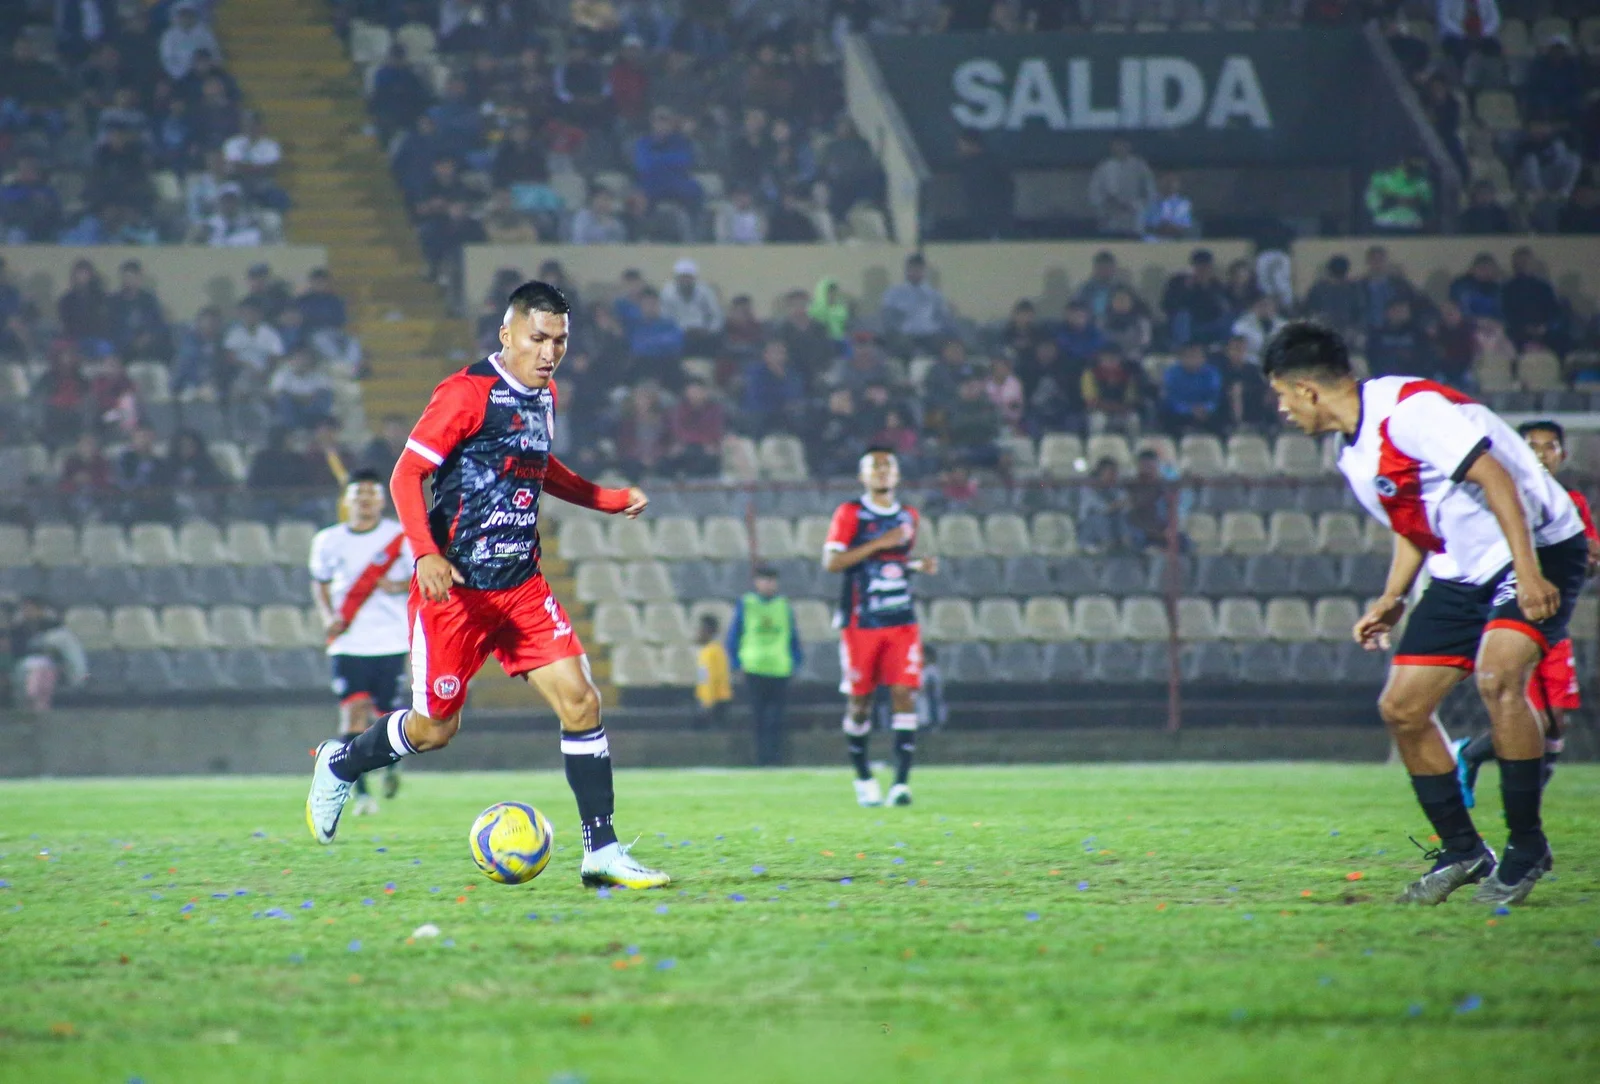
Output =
[
  {"x1": 490, "y1": 389, "x2": 519, "y2": 407},
  {"x1": 512, "y1": 488, "x2": 534, "y2": 509},
  {"x1": 877, "y1": 563, "x2": 905, "y2": 580},
  {"x1": 483, "y1": 507, "x2": 539, "y2": 529},
  {"x1": 493, "y1": 540, "x2": 533, "y2": 557},
  {"x1": 500, "y1": 455, "x2": 547, "y2": 481},
  {"x1": 1374, "y1": 475, "x2": 1398, "y2": 498},
  {"x1": 433, "y1": 674, "x2": 462, "y2": 699},
  {"x1": 1492, "y1": 572, "x2": 1518, "y2": 608}
]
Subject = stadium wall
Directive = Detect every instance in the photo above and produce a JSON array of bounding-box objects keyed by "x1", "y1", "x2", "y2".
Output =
[
  {"x1": 0, "y1": 706, "x2": 1394, "y2": 777},
  {"x1": 3, "y1": 246, "x2": 331, "y2": 321},
  {"x1": 464, "y1": 241, "x2": 1254, "y2": 325}
]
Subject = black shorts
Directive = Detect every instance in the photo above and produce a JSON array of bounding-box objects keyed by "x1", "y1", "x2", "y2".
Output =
[
  {"x1": 1394, "y1": 534, "x2": 1589, "y2": 671},
  {"x1": 330, "y1": 653, "x2": 408, "y2": 713}
]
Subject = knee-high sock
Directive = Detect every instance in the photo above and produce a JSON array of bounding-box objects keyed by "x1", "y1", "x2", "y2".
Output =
[
  {"x1": 1498, "y1": 756, "x2": 1545, "y2": 850},
  {"x1": 843, "y1": 715, "x2": 872, "y2": 780},
  {"x1": 329, "y1": 712, "x2": 415, "y2": 782},
  {"x1": 1409, "y1": 771, "x2": 1481, "y2": 854},
  {"x1": 562, "y1": 725, "x2": 617, "y2": 852},
  {"x1": 891, "y1": 712, "x2": 917, "y2": 786}
]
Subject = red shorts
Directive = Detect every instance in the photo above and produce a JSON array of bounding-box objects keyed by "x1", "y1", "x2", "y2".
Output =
[
  {"x1": 1527, "y1": 638, "x2": 1580, "y2": 713},
  {"x1": 839, "y1": 624, "x2": 922, "y2": 698},
  {"x1": 408, "y1": 573, "x2": 584, "y2": 718}
]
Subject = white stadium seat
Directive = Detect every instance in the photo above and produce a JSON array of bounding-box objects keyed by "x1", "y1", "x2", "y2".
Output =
[
  {"x1": 657, "y1": 644, "x2": 700, "y2": 686},
  {"x1": 1264, "y1": 598, "x2": 1316, "y2": 642},
  {"x1": 976, "y1": 598, "x2": 1026, "y2": 642},
  {"x1": 610, "y1": 644, "x2": 662, "y2": 687},
  {"x1": 112, "y1": 605, "x2": 164, "y2": 649},
  {"x1": 983, "y1": 514, "x2": 1032, "y2": 557},
  {"x1": 227, "y1": 522, "x2": 277, "y2": 565},
  {"x1": 591, "y1": 602, "x2": 644, "y2": 645},
  {"x1": 623, "y1": 561, "x2": 676, "y2": 601},
  {"x1": 0, "y1": 525, "x2": 28, "y2": 566},
  {"x1": 129, "y1": 523, "x2": 179, "y2": 566},
  {"x1": 258, "y1": 605, "x2": 307, "y2": 648},
  {"x1": 1274, "y1": 434, "x2": 1323, "y2": 477},
  {"x1": 700, "y1": 516, "x2": 750, "y2": 560},
  {"x1": 928, "y1": 599, "x2": 978, "y2": 642},
  {"x1": 1316, "y1": 513, "x2": 1365, "y2": 556},
  {"x1": 32, "y1": 525, "x2": 81, "y2": 566},
  {"x1": 687, "y1": 599, "x2": 734, "y2": 637},
  {"x1": 1039, "y1": 434, "x2": 1085, "y2": 479},
  {"x1": 575, "y1": 562, "x2": 626, "y2": 604},
  {"x1": 653, "y1": 517, "x2": 702, "y2": 560},
  {"x1": 275, "y1": 521, "x2": 317, "y2": 565},
  {"x1": 178, "y1": 521, "x2": 230, "y2": 565},
  {"x1": 936, "y1": 514, "x2": 985, "y2": 558},
  {"x1": 1071, "y1": 596, "x2": 1119, "y2": 640},
  {"x1": 1022, "y1": 597, "x2": 1073, "y2": 641},
  {"x1": 209, "y1": 605, "x2": 260, "y2": 648},
  {"x1": 1180, "y1": 434, "x2": 1226, "y2": 478},
  {"x1": 1225, "y1": 434, "x2": 1273, "y2": 478},
  {"x1": 641, "y1": 601, "x2": 691, "y2": 644},
  {"x1": 1217, "y1": 597, "x2": 1266, "y2": 640},
  {"x1": 608, "y1": 517, "x2": 655, "y2": 560},
  {"x1": 795, "y1": 516, "x2": 832, "y2": 560},
  {"x1": 1313, "y1": 597, "x2": 1361, "y2": 642},
  {"x1": 559, "y1": 517, "x2": 614, "y2": 560},
  {"x1": 1120, "y1": 596, "x2": 1170, "y2": 641},
  {"x1": 1220, "y1": 512, "x2": 1268, "y2": 555},
  {"x1": 792, "y1": 600, "x2": 834, "y2": 645},
  {"x1": 1087, "y1": 434, "x2": 1133, "y2": 473},
  {"x1": 1175, "y1": 597, "x2": 1217, "y2": 641},
  {"x1": 754, "y1": 517, "x2": 798, "y2": 560},
  {"x1": 65, "y1": 606, "x2": 112, "y2": 650},
  {"x1": 1184, "y1": 512, "x2": 1220, "y2": 555},
  {"x1": 1267, "y1": 511, "x2": 1318, "y2": 556},
  {"x1": 80, "y1": 524, "x2": 131, "y2": 567},
  {"x1": 1031, "y1": 513, "x2": 1077, "y2": 556}
]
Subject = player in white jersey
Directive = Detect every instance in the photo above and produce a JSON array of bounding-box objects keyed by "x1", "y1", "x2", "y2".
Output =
[
  {"x1": 1264, "y1": 322, "x2": 1585, "y2": 907},
  {"x1": 308, "y1": 469, "x2": 413, "y2": 815}
]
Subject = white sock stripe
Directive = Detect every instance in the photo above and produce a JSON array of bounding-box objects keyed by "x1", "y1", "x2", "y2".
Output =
[
  {"x1": 560, "y1": 731, "x2": 610, "y2": 756},
  {"x1": 890, "y1": 712, "x2": 918, "y2": 732},
  {"x1": 386, "y1": 710, "x2": 416, "y2": 756},
  {"x1": 842, "y1": 715, "x2": 871, "y2": 737}
]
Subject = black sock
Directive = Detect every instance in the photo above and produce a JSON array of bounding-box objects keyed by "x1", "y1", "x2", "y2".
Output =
[
  {"x1": 328, "y1": 711, "x2": 414, "y2": 782},
  {"x1": 339, "y1": 735, "x2": 369, "y2": 794},
  {"x1": 891, "y1": 713, "x2": 917, "y2": 786},
  {"x1": 1463, "y1": 731, "x2": 1496, "y2": 766},
  {"x1": 1498, "y1": 757, "x2": 1546, "y2": 851},
  {"x1": 561, "y1": 725, "x2": 617, "y2": 852},
  {"x1": 845, "y1": 723, "x2": 871, "y2": 781},
  {"x1": 1409, "y1": 772, "x2": 1481, "y2": 854}
]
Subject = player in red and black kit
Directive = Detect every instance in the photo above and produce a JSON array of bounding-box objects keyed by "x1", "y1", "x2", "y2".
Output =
[
  {"x1": 1457, "y1": 419, "x2": 1600, "y2": 804},
  {"x1": 824, "y1": 448, "x2": 937, "y2": 807},
  {"x1": 304, "y1": 280, "x2": 669, "y2": 889}
]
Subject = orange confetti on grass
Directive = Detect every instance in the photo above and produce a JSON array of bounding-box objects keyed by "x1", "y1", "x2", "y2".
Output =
[
  {"x1": 612, "y1": 959, "x2": 629, "y2": 970},
  {"x1": 856, "y1": 853, "x2": 866, "y2": 860},
  {"x1": 348, "y1": 974, "x2": 362, "y2": 984},
  {"x1": 1146, "y1": 851, "x2": 1156, "y2": 857},
  {"x1": 820, "y1": 850, "x2": 834, "y2": 857},
  {"x1": 933, "y1": 861, "x2": 944, "y2": 866},
  {"x1": 1487, "y1": 919, "x2": 1498, "y2": 927},
  {"x1": 578, "y1": 1014, "x2": 593, "y2": 1027},
  {"x1": 456, "y1": 896, "x2": 468, "y2": 904},
  {"x1": 1280, "y1": 910, "x2": 1292, "y2": 916},
  {"x1": 902, "y1": 949, "x2": 914, "y2": 959},
  {"x1": 49, "y1": 1022, "x2": 75, "y2": 1037},
  {"x1": 1300, "y1": 890, "x2": 1313, "y2": 898},
  {"x1": 1048, "y1": 869, "x2": 1060, "y2": 875},
  {"x1": 1156, "y1": 903, "x2": 1167, "y2": 911},
  {"x1": 1428, "y1": 834, "x2": 1440, "y2": 843},
  {"x1": 1037, "y1": 945, "x2": 1048, "y2": 954},
  {"x1": 405, "y1": 937, "x2": 416, "y2": 945},
  {"x1": 118, "y1": 955, "x2": 129, "y2": 965},
  {"x1": 1346, "y1": 871, "x2": 1365, "y2": 881}
]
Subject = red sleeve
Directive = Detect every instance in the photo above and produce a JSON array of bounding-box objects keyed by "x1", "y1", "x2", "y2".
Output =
[
  {"x1": 1569, "y1": 488, "x2": 1597, "y2": 542},
  {"x1": 824, "y1": 501, "x2": 859, "y2": 550},
  {"x1": 390, "y1": 374, "x2": 490, "y2": 561},
  {"x1": 907, "y1": 506, "x2": 921, "y2": 546},
  {"x1": 543, "y1": 455, "x2": 631, "y2": 513}
]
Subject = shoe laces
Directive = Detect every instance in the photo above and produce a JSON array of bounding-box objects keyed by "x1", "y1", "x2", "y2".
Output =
[{"x1": 615, "y1": 836, "x2": 657, "y2": 873}]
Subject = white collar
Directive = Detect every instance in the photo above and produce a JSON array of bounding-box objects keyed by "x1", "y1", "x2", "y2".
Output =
[
  {"x1": 861, "y1": 494, "x2": 901, "y2": 516},
  {"x1": 487, "y1": 352, "x2": 539, "y2": 397}
]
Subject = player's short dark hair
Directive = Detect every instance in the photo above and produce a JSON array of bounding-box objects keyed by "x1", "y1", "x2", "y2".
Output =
[
  {"x1": 505, "y1": 280, "x2": 571, "y2": 319},
  {"x1": 347, "y1": 468, "x2": 384, "y2": 485},
  {"x1": 698, "y1": 613, "x2": 720, "y2": 633},
  {"x1": 753, "y1": 565, "x2": 779, "y2": 580},
  {"x1": 862, "y1": 444, "x2": 897, "y2": 459},
  {"x1": 1260, "y1": 320, "x2": 1353, "y2": 383},
  {"x1": 1518, "y1": 419, "x2": 1565, "y2": 444}
]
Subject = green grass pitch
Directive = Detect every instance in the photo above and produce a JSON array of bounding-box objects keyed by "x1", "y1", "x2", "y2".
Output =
[{"x1": 2, "y1": 764, "x2": 1598, "y2": 1083}]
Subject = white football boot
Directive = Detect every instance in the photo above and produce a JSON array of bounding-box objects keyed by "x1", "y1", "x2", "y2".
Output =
[
  {"x1": 854, "y1": 777, "x2": 883, "y2": 807},
  {"x1": 886, "y1": 782, "x2": 912, "y2": 807},
  {"x1": 580, "y1": 842, "x2": 671, "y2": 889},
  {"x1": 304, "y1": 739, "x2": 353, "y2": 844},
  {"x1": 352, "y1": 794, "x2": 380, "y2": 817}
]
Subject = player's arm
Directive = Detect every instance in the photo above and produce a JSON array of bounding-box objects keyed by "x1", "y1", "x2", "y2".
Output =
[
  {"x1": 308, "y1": 532, "x2": 345, "y2": 637},
  {"x1": 392, "y1": 376, "x2": 485, "y2": 602},
  {"x1": 823, "y1": 529, "x2": 907, "y2": 573},
  {"x1": 1353, "y1": 533, "x2": 1425, "y2": 650},
  {"x1": 543, "y1": 455, "x2": 646, "y2": 518},
  {"x1": 1568, "y1": 490, "x2": 1599, "y2": 575},
  {"x1": 1463, "y1": 452, "x2": 1559, "y2": 621}
]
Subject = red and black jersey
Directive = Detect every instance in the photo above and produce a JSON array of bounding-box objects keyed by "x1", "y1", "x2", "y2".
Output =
[
  {"x1": 392, "y1": 354, "x2": 628, "y2": 592},
  {"x1": 824, "y1": 497, "x2": 920, "y2": 629},
  {"x1": 1567, "y1": 486, "x2": 1597, "y2": 543}
]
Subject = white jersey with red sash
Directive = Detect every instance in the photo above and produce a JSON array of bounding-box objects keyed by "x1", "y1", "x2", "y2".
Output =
[
  {"x1": 308, "y1": 519, "x2": 412, "y2": 656},
  {"x1": 1336, "y1": 377, "x2": 1583, "y2": 585}
]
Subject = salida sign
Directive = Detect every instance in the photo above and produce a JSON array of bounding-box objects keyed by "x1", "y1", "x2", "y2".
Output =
[{"x1": 867, "y1": 29, "x2": 1369, "y2": 169}]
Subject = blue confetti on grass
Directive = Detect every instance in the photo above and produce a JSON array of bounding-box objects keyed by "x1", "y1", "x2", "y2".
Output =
[
  {"x1": 1025, "y1": 912, "x2": 1039, "y2": 922},
  {"x1": 412, "y1": 858, "x2": 422, "y2": 865},
  {"x1": 264, "y1": 908, "x2": 287, "y2": 919},
  {"x1": 375, "y1": 847, "x2": 387, "y2": 853},
  {"x1": 1318, "y1": 976, "x2": 1333, "y2": 986},
  {"x1": 362, "y1": 898, "x2": 375, "y2": 906},
  {"x1": 233, "y1": 889, "x2": 247, "y2": 897},
  {"x1": 595, "y1": 888, "x2": 612, "y2": 900},
  {"x1": 141, "y1": 874, "x2": 152, "y2": 881},
  {"x1": 288, "y1": 954, "x2": 304, "y2": 964},
  {"x1": 526, "y1": 912, "x2": 538, "y2": 920},
  {"x1": 384, "y1": 882, "x2": 396, "y2": 892},
  {"x1": 211, "y1": 892, "x2": 229, "y2": 900},
  {"x1": 892, "y1": 857, "x2": 905, "y2": 865},
  {"x1": 827, "y1": 901, "x2": 839, "y2": 908},
  {"x1": 1229, "y1": 1009, "x2": 1247, "y2": 1022},
  {"x1": 1456, "y1": 995, "x2": 1482, "y2": 1014},
  {"x1": 252, "y1": 830, "x2": 266, "y2": 838},
  {"x1": 348, "y1": 940, "x2": 361, "y2": 952},
  {"x1": 1077, "y1": 881, "x2": 1090, "y2": 891},
  {"x1": 0, "y1": 881, "x2": 9, "y2": 889},
  {"x1": 1494, "y1": 906, "x2": 1510, "y2": 916},
  {"x1": 751, "y1": 865, "x2": 765, "y2": 874},
  {"x1": 839, "y1": 877, "x2": 852, "y2": 885},
  {"x1": 728, "y1": 894, "x2": 746, "y2": 902},
  {"x1": 680, "y1": 841, "x2": 692, "y2": 847},
  {"x1": 777, "y1": 885, "x2": 789, "y2": 891},
  {"x1": 429, "y1": 887, "x2": 440, "y2": 893},
  {"x1": 300, "y1": 900, "x2": 313, "y2": 910},
  {"x1": 1242, "y1": 914, "x2": 1254, "y2": 921},
  {"x1": 715, "y1": 835, "x2": 724, "y2": 841},
  {"x1": 442, "y1": 939, "x2": 455, "y2": 948},
  {"x1": 1329, "y1": 830, "x2": 1340, "y2": 837},
  {"x1": 1407, "y1": 1003, "x2": 1424, "y2": 1017},
  {"x1": 149, "y1": 893, "x2": 162, "y2": 901},
  {"x1": 656, "y1": 958, "x2": 676, "y2": 970},
  {"x1": 180, "y1": 903, "x2": 194, "y2": 914},
  {"x1": 654, "y1": 905, "x2": 669, "y2": 915},
  {"x1": 626, "y1": 944, "x2": 640, "y2": 955}
]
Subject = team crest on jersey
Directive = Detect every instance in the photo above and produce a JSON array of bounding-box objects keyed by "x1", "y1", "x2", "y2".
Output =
[
  {"x1": 1374, "y1": 476, "x2": 1398, "y2": 498},
  {"x1": 878, "y1": 563, "x2": 905, "y2": 580},
  {"x1": 433, "y1": 674, "x2": 461, "y2": 699},
  {"x1": 512, "y1": 488, "x2": 534, "y2": 509}
]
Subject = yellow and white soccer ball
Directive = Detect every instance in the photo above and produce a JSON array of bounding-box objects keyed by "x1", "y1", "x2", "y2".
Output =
[{"x1": 468, "y1": 801, "x2": 555, "y2": 884}]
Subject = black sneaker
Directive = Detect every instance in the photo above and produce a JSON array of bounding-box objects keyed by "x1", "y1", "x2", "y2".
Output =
[
  {"x1": 1395, "y1": 839, "x2": 1496, "y2": 905},
  {"x1": 1473, "y1": 839, "x2": 1552, "y2": 906}
]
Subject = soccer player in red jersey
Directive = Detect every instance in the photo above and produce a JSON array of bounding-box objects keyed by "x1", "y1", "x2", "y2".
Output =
[
  {"x1": 823, "y1": 448, "x2": 937, "y2": 807},
  {"x1": 304, "y1": 280, "x2": 668, "y2": 889},
  {"x1": 1455, "y1": 419, "x2": 1599, "y2": 803}
]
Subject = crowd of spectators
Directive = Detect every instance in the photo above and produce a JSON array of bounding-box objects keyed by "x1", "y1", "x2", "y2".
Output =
[
  {"x1": 343, "y1": 0, "x2": 891, "y2": 301},
  {"x1": 1372, "y1": 1, "x2": 1600, "y2": 235},
  {"x1": 0, "y1": 253, "x2": 385, "y2": 524},
  {"x1": 465, "y1": 239, "x2": 1598, "y2": 496},
  {"x1": 1, "y1": 1, "x2": 290, "y2": 246}
]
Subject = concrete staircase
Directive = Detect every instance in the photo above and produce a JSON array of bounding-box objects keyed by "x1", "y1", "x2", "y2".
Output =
[
  {"x1": 214, "y1": 0, "x2": 470, "y2": 424},
  {"x1": 215, "y1": 1, "x2": 617, "y2": 711}
]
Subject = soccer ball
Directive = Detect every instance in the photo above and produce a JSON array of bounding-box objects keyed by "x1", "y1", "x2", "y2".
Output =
[{"x1": 468, "y1": 802, "x2": 555, "y2": 884}]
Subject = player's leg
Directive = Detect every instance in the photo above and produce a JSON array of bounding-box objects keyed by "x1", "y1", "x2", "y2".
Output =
[
  {"x1": 306, "y1": 589, "x2": 482, "y2": 843},
  {"x1": 1471, "y1": 627, "x2": 1554, "y2": 903},
  {"x1": 1531, "y1": 637, "x2": 1576, "y2": 788},
  {"x1": 504, "y1": 576, "x2": 667, "y2": 888},
  {"x1": 523, "y1": 654, "x2": 669, "y2": 888},
  {"x1": 339, "y1": 689, "x2": 380, "y2": 815},
  {"x1": 883, "y1": 627, "x2": 923, "y2": 807},
  {"x1": 373, "y1": 653, "x2": 409, "y2": 800},
  {"x1": 840, "y1": 628, "x2": 881, "y2": 805}
]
